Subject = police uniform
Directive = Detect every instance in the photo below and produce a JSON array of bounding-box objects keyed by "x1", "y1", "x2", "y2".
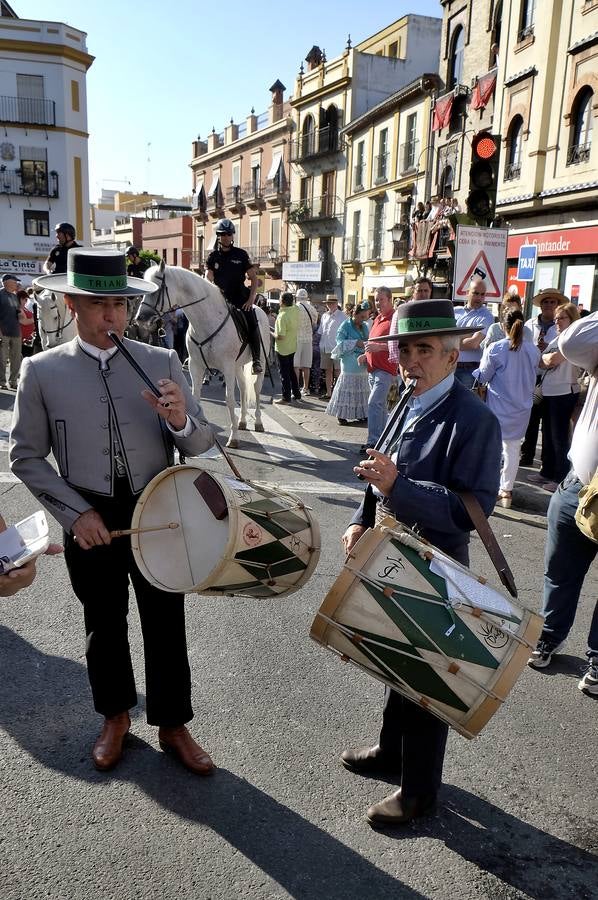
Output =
[
  {"x1": 127, "y1": 258, "x2": 150, "y2": 279},
  {"x1": 206, "y1": 245, "x2": 261, "y2": 365},
  {"x1": 45, "y1": 241, "x2": 80, "y2": 275}
]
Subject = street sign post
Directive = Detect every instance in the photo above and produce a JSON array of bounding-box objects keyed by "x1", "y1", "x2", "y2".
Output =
[{"x1": 517, "y1": 244, "x2": 538, "y2": 282}]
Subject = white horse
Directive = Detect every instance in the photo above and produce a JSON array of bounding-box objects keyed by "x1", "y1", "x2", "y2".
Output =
[
  {"x1": 32, "y1": 289, "x2": 77, "y2": 349},
  {"x1": 137, "y1": 262, "x2": 270, "y2": 448}
]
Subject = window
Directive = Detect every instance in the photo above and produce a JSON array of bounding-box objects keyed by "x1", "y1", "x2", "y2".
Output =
[
  {"x1": 23, "y1": 210, "x2": 49, "y2": 236},
  {"x1": 300, "y1": 176, "x2": 312, "y2": 204},
  {"x1": 568, "y1": 88, "x2": 593, "y2": 166},
  {"x1": 440, "y1": 165, "x2": 454, "y2": 197},
  {"x1": 298, "y1": 238, "x2": 310, "y2": 261},
  {"x1": 376, "y1": 129, "x2": 389, "y2": 181},
  {"x1": 370, "y1": 199, "x2": 385, "y2": 258},
  {"x1": 249, "y1": 219, "x2": 259, "y2": 258},
  {"x1": 388, "y1": 41, "x2": 398, "y2": 58},
  {"x1": 173, "y1": 248, "x2": 178, "y2": 266},
  {"x1": 354, "y1": 141, "x2": 365, "y2": 190},
  {"x1": 232, "y1": 163, "x2": 240, "y2": 187},
  {"x1": 518, "y1": 0, "x2": 535, "y2": 40},
  {"x1": 505, "y1": 116, "x2": 523, "y2": 179},
  {"x1": 449, "y1": 96, "x2": 467, "y2": 135},
  {"x1": 301, "y1": 115, "x2": 315, "y2": 157},
  {"x1": 270, "y1": 217, "x2": 281, "y2": 253},
  {"x1": 71, "y1": 80, "x2": 80, "y2": 112},
  {"x1": 403, "y1": 113, "x2": 418, "y2": 171},
  {"x1": 351, "y1": 210, "x2": 362, "y2": 260},
  {"x1": 448, "y1": 26, "x2": 464, "y2": 88},
  {"x1": 251, "y1": 163, "x2": 261, "y2": 195}
]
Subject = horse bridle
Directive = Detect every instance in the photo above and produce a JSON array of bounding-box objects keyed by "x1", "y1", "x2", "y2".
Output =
[{"x1": 38, "y1": 292, "x2": 74, "y2": 340}]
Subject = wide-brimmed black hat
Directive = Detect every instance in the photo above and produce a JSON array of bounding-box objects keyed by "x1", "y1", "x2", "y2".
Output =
[
  {"x1": 369, "y1": 299, "x2": 480, "y2": 342},
  {"x1": 33, "y1": 248, "x2": 158, "y2": 297}
]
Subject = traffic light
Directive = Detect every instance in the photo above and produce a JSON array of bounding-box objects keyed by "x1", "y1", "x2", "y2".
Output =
[{"x1": 466, "y1": 132, "x2": 501, "y2": 226}]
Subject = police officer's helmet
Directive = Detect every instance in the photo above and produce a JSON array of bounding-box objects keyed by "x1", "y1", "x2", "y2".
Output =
[
  {"x1": 126, "y1": 246, "x2": 139, "y2": 257},
  {"x1": 55, "y1": 222, "x2": 76, "y2": 239},
  {"x1": 215, "y1": 218, "x2": 235, "y2": 236}
]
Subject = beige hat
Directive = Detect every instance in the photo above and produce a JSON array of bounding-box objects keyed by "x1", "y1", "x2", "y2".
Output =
[
  {"x1": 325, "y1": 294, "x2": 338, "y2": 303},
  {"x1": 532, "y1": 288, "x2": 568, "y2": 307}
]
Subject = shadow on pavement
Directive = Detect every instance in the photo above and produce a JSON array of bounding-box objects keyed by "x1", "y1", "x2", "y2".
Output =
[
  {"x1": 381, "y1": 783, "x2": 598, "y2": 900},
  {"x1": 0, "y1": 626, "x2": 424, "y2": 900}
]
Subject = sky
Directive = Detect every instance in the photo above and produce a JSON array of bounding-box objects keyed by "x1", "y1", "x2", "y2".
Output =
[{"x1": 17, "y1": 0, "x2": 443, "y2": 201}]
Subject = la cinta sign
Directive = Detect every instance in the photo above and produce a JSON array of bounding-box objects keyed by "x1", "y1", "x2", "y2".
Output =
[{"x1": 0, "y1": 257, "x2": 44, "y2": 276}]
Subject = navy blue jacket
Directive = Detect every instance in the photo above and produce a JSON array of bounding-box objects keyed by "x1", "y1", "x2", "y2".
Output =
[{"x1": 351, "y1": 380, "x2": 501, "y2": 562}]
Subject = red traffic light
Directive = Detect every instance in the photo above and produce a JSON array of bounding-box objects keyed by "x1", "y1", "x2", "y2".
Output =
[{"x1": 472, "y1": 133, "x2": 499, "y2": 161}]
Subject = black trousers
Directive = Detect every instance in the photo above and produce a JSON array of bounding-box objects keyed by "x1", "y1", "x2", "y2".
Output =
[
  {"x1": 64, "y1": 479, "x2": 192, "y2": 726},
  {"x1": 521, "y1": 395, "x2": 545, "y2": 464},
  {"x1": 277, "y1": 351, "x2": 300, "y2": 401},
  {"x1": 378, "y1": 689, "x2": 449, "y2": 798}
]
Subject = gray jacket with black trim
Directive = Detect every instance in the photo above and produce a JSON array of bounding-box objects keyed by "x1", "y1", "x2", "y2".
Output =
[{"x1": 9, "y1": 338, "x2": 214, "y2": 532}]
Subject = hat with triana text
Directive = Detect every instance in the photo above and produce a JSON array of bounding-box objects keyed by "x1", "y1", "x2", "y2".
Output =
[
  {"x1": 369, "y1": 299, "x2": 480, "y2": 343},
  {"x1": 33, "y1": 248, "x2": 158, "y2": 297}
]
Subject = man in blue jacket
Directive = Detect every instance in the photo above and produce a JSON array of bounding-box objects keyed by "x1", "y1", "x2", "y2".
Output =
[{"x1": 341, "y1": 299, "x2": 502, "y2": 828}]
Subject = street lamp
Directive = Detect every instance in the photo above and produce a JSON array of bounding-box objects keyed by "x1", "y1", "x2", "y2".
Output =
[
  {"x1": 267, "y1": 246, "x2": 277, "y2": 262},
  {"x1": 389, "y1": 223, "x2": 403, "y2": 243}
]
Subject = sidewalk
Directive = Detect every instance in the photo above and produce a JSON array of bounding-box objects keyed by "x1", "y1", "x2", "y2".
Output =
[{"x1": 276, "y1": 390, "x2": 552, "y2": 523}]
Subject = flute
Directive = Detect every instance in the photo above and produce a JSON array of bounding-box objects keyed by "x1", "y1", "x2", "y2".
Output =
[{"x1": 107, "y1": 331, "x2": 170, "y2": 408}]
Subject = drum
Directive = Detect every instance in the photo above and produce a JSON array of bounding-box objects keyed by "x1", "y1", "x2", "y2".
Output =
[
  {"x1": 131, "y1": 464, "x2": 320, "y2": 598},
  {"x1": 310, "y1": 516, "x2": 542, "y2": 738}
]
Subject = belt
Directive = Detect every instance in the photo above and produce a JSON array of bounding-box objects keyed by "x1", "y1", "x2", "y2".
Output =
[{"x1": 457, "y1": 362, "x2": 478, "y2": 369}]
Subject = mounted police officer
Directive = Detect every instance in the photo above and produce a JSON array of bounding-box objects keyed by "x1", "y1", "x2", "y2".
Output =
[
  {"x1": 126, "y1": 246, "x2": 151, "y2": 279},
  {"x1": 43, "y1": 222, "x2": 80, "y2": 275},
  {"x1": 206, "y1": 219, "x2": 262, "y2": 374}
]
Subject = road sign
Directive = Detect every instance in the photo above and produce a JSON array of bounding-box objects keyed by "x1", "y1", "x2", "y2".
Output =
[
  {"x1": 517, "y1": 244, "x2": 538, "y2": 282},
  {"x1": 453, "y1": 225, "x2": 508, "y2": 302}
]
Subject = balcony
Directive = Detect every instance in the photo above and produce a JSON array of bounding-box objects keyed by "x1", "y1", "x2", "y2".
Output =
[
  {"x1": 567, "y1": 142, "x2": 592, "y2": 166},
  {"x1": 374, "y1": 153, "x2": 389, "y2": 184},
  {"x1": 400, "y1": 140, "x2": 419, "y2": 176},
  {"x1": 0, "y1": 168, "x2": 59, "y2": 198},
  {"x1": 206, "y1": 193, "x2": 224, "y2": 217},
  {"x1": 288, "y1": 195, "x2": 343, "y2": 227},
  {"x1": 263, "y1": 178, "x2": 289, "y2": 206},
  {"x1": 504, "y1": 161, "x2": 522, "y2": 181},
  {"x1": 225, "y1": 185, "x2": 244, "y2": 212},
  {"x1": 242, "y1": 180, "x2": 264, "y2": 209},
  {"x1": 290, "y1": 126, "x2": 344, "y2": 163},
  {"x1": 250, "y1": 245, "x2": 288, "y2": 269},
  {"x1": 0, "y1": 95, "x2": 56, "y2": 126},
  {"x1": 391, "y1": 239, "x2": 409, "y2": 260}
]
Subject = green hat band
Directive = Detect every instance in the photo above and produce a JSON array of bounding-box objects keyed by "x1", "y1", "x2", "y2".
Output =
[
  {"x1": 397, "y1": 316, "x2": 456, "y2": 334},
  {"x1": 69, "y1": 271, "x2": 128, "y2": 292}
]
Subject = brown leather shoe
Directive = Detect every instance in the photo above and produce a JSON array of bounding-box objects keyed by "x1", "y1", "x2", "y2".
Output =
[
  {"x1": 340, "y1": 745, "x2": 400, "y2": 775},
  {"x1": 366, "y1": 790, "x2": 436, "y2": 827},
  {"x1": 92, "y1": 712, "x2": 131, "y2": 771},
  {"x1": 158, "y1": 725, "x2": 214, "y2": 775}
]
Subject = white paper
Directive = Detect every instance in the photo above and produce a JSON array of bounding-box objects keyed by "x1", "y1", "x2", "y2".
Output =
[
  {"x1": 0, "y1": 525, "x2": 28, "y2": 574},
  {"x1": 429, "y1": 557, "x2": 515, "y2": 619},
  {"x1": 0, "y1": 512, "x2": 49, "y2": 574}
]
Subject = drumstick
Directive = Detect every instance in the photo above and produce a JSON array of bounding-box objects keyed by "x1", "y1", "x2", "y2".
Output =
[
  {"x1": 357, "y1": 378, "x2": 417, "y2": 480},
  {"x1": 108, "y1": 331, "x2": 246, "y2": 482},
  {"x1": 107, "y1": 331, "x2": 170, "y2": 408},
  {"x1": 110, "y1": 522, "x2": 180, "y2": 538}
]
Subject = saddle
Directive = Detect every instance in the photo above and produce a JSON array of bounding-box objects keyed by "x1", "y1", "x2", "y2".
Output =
[{"x1": 227, "y1": 301, "x2": 249, "y2": 359}]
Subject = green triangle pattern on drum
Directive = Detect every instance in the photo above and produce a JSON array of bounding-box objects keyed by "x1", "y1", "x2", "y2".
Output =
[
  {"x1": 208, "y1": 581, "x2": 279, "y2": 598},
  {"x1": 341, "y1": 624, "x2": 469, "y2": 713},
  {"x1": 241, "y1": 502, "x2": 309, "y2": 541},
  {"x1": 364, "y1": 581, "x2": 500, "y2": 669},
  {"x1": 390, "y1": 538, "x2": 449, "y2": 599}
]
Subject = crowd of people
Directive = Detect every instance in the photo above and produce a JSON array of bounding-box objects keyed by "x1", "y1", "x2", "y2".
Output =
[{"x1": 1, "y1": 224, "x2": 596, "y2": 832}]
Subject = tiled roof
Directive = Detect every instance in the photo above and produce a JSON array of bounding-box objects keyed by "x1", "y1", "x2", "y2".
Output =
[
  {"x1": 504, "y1": 66, "x2": 537, "y2": 86},
  {"x1": 539, "y1": 180, "x2": 598, "y2": 197}
]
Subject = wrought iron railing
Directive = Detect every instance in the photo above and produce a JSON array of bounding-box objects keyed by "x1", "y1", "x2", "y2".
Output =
[
  {"x1": 290, "y1": 126, "x2": 343, "y2": 162},
  {"x1": 400, "y1": 140, "x2": 419, "y2": 175},
  {"x1": 0, "y1": 169, "x2": 59, "y2": 198},
  {"x1": 288, "y1": 195, "x2": 343, "y2": 224},
  {"x1": 225, "y1": 185, "x2": 243, "y2": 206},
  {"x1": 374, "y1": 153, "x2": 389, "y2": 182},
  {"x1": 0, "y1": 95, "x2": 55, "y2": 126},
  {"x1": 566, "y1": 142, "x2": 592, "y2": 166},
  {"x1": 242, "y1": 180, "x2": 263, "y2": 201},
  {"x1": 503, "y1": 161, "x2": 521, "y2": 181}
]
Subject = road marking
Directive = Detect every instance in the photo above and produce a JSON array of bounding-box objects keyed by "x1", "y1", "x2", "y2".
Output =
[
  {"x1": 0, "y1": 408, "x2": 13, "y2": 453},
  {"x1": 247, "y1": 410, "x2": 318, "y2": 461}
]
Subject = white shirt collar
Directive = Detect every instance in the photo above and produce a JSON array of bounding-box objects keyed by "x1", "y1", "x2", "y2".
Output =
[{"x1": 77, "y1": 337, "x2": 118, "y2": 362}]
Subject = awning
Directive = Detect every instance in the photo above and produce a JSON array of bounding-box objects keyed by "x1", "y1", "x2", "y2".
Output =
[
  {"x1": 207, "y1": 175, "x2": 220, "y2": 198},
  {"x1": 267, "y1": 153, "x2": 282, "y2": 180}
]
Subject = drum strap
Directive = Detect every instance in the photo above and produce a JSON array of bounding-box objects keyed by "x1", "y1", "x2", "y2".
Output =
[{"x1": 457, "y1": 491, "x2": 518, "y2": 598}]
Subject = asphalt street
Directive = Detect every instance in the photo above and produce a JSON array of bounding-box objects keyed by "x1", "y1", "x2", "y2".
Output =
[{"x1": 0, "y1": 380, "x2": 597, "y2": 900}]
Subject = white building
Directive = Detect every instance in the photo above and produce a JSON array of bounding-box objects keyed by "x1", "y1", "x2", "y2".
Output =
[{"x1": 0, "y1": 4, "x2": 94, "y2": 284}]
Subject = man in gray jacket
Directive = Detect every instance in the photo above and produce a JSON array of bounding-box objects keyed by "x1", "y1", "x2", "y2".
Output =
[{"x1": 10, "y1": 249, "x2": 216, "y2": 775}]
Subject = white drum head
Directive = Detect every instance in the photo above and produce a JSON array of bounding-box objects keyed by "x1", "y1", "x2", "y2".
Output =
[{"x1": 131, "y1": 466, "x2": 230, "y2": 593}]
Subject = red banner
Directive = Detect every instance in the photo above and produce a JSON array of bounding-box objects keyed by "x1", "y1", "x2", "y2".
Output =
[
  {"x1": 471, "y1": 72, "x2": 497, "y2": 110},
  {"x1": 432, "y1": 95, "x2": 454, "y2": 132}
]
